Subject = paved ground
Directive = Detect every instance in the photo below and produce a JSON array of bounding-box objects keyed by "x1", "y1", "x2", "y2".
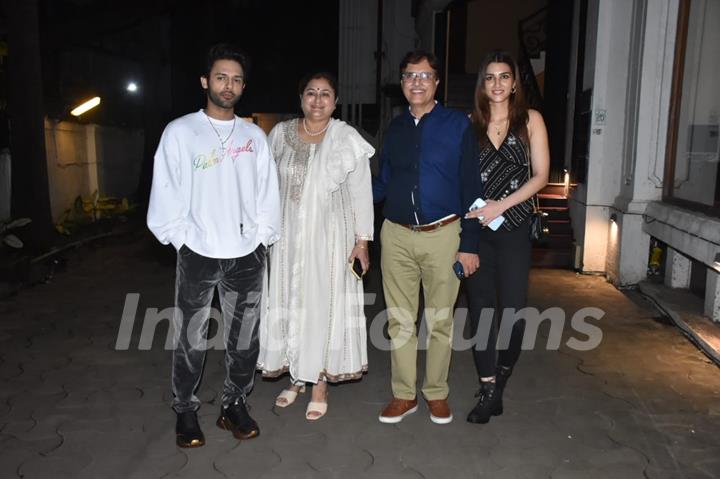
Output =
[{"x1": 1, "y1": 231, "x2": 719, "y2": 478}]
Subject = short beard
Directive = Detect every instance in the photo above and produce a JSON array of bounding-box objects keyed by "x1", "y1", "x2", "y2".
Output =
[{"x1": 207, "y1": 90, "x2": 239, "y2": 110}]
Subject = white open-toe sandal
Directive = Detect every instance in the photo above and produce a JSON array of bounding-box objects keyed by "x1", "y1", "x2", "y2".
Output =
[
  {"x1": 305, "y1": 385, "x2": 328, "y2": 421},
  {"x1": 275, "y1": 384, "x2": 305, "y2": 408},
  {"x1": 305, "y1": 399, "x2": 328, "y2": 421}
]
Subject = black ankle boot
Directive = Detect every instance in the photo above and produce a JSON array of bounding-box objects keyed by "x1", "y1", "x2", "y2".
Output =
[
  {"x1": 176, "y1": 411, "x2": 205, "y2": 448},
  {"x1": 466, "y1": 381, "x2": 499, "y2": 424},
  {"x1": 493, "y1": 366, "x2": 513, "y2": 417}
]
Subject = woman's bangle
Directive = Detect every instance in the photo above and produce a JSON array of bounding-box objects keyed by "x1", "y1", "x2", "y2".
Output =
[{"x1": 356, "y1": 244, "x2": 366, "y2": 249}]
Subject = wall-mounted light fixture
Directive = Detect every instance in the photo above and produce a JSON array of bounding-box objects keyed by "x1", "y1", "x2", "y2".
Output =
[
  {"x1": 608, "y1": 213, "x2": 620, "y2": 246},
  {"x1": 563, "y1": 169, "x2": 570, "y2": 198},
  {"x1": 70, "y1": 96, "x2": 101, "y2": 117},
  {"x1": 126, "y1": 82, "x2": 138, "y2": 93}
]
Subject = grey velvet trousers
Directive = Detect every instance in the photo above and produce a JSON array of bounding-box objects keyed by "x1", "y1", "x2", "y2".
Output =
[{"x1": 171, "y1": 244, "x2": 266, "y2": 413}]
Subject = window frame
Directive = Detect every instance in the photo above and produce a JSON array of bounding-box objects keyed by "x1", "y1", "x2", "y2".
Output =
[{"x1": 663, "y1": 0, "x2": 720, "y2": 217}]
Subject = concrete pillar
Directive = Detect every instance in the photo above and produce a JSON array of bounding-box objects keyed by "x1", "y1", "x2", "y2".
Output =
[
  {"x1": 85, "y1": 124, "x2": 99, "y2": 197},
  {"x1": 582, "y1": 206, "x2": 610, "y2": 273},
  {"x1": 620, "y1": 214, "x2": 651, "y2": 285},
  {"x1": 706, "y1": 269, "x2": 720, "y2": 323},
  {"x1": 664, "y1": 247, "x2": 692, "y2": 289},
  {"x1": 607, "y1": 212, "x2": 651, "y2": 286}
]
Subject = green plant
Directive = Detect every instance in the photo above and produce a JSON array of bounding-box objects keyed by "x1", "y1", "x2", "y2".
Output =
[
  {"x1": 1, "y1": 218, "x2": 32, "y2": 248},
  {"x1": 55, "y1": 191, "x2": 134, "y2": 235}
]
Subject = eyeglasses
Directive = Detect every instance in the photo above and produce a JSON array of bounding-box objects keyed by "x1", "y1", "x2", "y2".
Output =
[{"x1": 400, "y1": 71, "x2": 435, "y2": 83}]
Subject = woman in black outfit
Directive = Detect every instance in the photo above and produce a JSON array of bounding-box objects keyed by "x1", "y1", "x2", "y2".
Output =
[{"x1": 463, "y1": 50, "x2": 549, "y2": 424}]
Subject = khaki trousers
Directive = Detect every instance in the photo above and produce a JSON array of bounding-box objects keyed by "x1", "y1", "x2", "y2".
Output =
[{"x1": 380, "y1": 219, "x2": 460, "y2": 401}]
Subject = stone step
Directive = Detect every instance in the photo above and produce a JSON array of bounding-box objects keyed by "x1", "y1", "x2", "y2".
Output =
[
  {"x1": 542, "y1": 207, "x2": 570, "y2": 221},
  {"x1": 547, "y1": 219, "x2": 572, "y2": 235},
  {"x1": 541, "y1": 183, "x2": 566, "y2": 196},
  {"x1": 530, "y1": 184, "x2": 573, "y2": 268},
  {"x1": 532, "y1": 248, "x2": 573, "y2": 268},
  {"x1": 535, "y1": 233, "x2": 573, "y2": 250},
  {"x1": 538, "y1": 195, "x2": 568, "y2": 208}
]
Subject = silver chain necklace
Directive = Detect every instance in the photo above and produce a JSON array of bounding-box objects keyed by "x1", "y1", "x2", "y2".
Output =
[{"x1": 204, "y1": 111, "x2": 236, "y2": 156}]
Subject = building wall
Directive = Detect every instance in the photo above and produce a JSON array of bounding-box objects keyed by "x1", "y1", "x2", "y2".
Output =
[
  {"x1": 568, "y1": 182, "x2": 587, "y2": 268},
  {"x1": 44, "y1": 119, "x2": 143, "y2": 222},
  {"x1": 414, "y1": 0, "x2": 453, "y2": 51},
  {"x1": 644, "y1": 203, "x2": 720, "y2": 271},
  {"x1": 571, "y1": 0, "x2": 631, "y2": 272},
  {"x1": 568, "y1": 0, "x2": 677, "y2": 281},
  {"x1": 671, "y1": 0, "x2": 720, "y2": 206},
  {"x1": 96, "y1": 126, "x2": 144, "y2": 199},
  {"x1": 569, "y1": 0, "x2": 719, "y2": 320},
  {"x1": 464, "y1": 0, "x2": 547, "y2": 73},
  {"x1": 566, "y1": 0, "x2": 597, "y2": 270},
  {"x1": 606, "y1": 0, "x2": 676, "y2": 285},
  {"x1": 45, "y1": 120, "x2": 96, "y2": 222},
  {"x1": 643, "y1": 200, "x2": 720, "y2": 322},
  {"x1": 339, "y1": 0, "x2": 379, "y2": 109},
  {"x1": 562, "y1": 1, "x2": 581, "y2": 173},
  {"x1": 382, "y1": 0, "x2": 417, "y2": 84},
  {"x1": 581, "y1": 0, "x2": 598, "y2": 92}
]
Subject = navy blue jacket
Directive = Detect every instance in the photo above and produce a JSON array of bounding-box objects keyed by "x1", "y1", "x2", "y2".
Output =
[{"x1": 374, "y1": 103, "x2": 481, "y2": 253}]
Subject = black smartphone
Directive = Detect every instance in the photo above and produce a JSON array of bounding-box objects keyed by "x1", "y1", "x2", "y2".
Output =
[
  {"x1": 452, "y1": 260, "x2": 465, "y2": 279},
  {"x1": 350, "y1": 257, "x2": 364, "y2": 280}
]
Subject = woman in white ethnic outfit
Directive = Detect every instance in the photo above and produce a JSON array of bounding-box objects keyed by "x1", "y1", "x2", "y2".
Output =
[{"x1": 257, "y1": 72, "x2": 375, "y2": 420}]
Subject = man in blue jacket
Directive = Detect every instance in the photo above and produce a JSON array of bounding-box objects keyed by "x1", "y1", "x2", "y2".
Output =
[{"x1": 375, "y1": 50, "x2": 480, "y2": 425}]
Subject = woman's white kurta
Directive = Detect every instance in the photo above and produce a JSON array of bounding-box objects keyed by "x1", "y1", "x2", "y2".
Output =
[{"x1": 257, "y1": 118, "x2": 375, "y2": 383}]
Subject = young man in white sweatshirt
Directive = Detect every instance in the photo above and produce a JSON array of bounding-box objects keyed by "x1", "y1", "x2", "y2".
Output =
[{"x1": 147, "y1": 43, "x2": 280, "y2": 448}]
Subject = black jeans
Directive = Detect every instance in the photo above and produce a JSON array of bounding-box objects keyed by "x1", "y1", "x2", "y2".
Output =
[
  {"x1": 464, "y1": 221, "x2": 531, "y2": 378},
  {"x1": 171, "y1": 244, "x2": 266, "y2": 413}
]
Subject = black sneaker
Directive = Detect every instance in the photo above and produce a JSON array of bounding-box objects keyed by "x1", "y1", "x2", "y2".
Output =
[
  {"x1": 466, "y1": 381, "x2": 499, "y2": 424},
  {"x1": 175, "y1": 411, "x2": 205, "y2": 448},
  {"x1": 216, "y1": 398, "x2": 260, "y2": 440}
]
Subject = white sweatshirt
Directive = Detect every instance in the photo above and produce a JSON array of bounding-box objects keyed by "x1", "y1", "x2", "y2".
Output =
[{"x1": 147, "y1": 110, "x2": 281, "y2": 259}]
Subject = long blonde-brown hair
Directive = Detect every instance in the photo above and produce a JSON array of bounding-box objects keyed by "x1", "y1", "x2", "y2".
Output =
[{"x1": 471, "y1": 50, "x2": 529, "y2": 147}]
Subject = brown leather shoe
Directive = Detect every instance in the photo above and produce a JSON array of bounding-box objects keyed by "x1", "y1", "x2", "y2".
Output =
[
  {"x1": 378, "y1": 398, "x2": 418, "y2": 424},
  {"x1": 427, "y1": 399, "x2": 453, "y2": 424}
]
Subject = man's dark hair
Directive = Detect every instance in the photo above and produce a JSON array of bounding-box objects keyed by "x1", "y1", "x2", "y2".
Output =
[
  {"x1": 399, "y1": 50, "x2": 439, "y2": 76},
  {"x1": 204, "y1": 43, "x2": 251, "y2": 80}
]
